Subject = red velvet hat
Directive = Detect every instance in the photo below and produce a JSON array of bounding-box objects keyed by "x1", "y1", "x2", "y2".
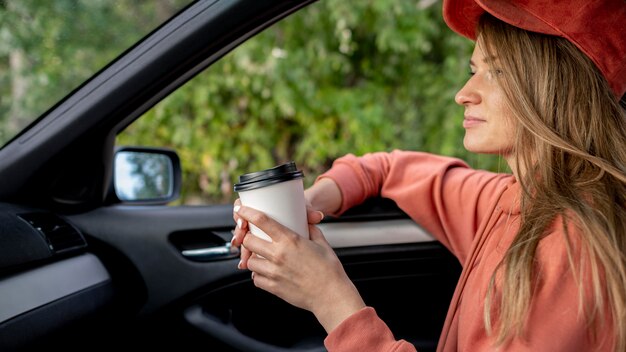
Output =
[{"x1": 443, "y1": 0, "x2": 626, "y2": 98}]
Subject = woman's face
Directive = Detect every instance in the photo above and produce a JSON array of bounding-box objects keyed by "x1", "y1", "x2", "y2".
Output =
[{"x1": 455, "y1": 39, "x2": 517, "y2": 156}]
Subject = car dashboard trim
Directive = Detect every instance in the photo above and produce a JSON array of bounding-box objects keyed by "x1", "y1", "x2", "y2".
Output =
[
  {"x1": 320, "y1": 219, "x2": 435, "y2": 248},
  {"x1": 0, "y1": 253, "x2": 110, "y2": 323}
]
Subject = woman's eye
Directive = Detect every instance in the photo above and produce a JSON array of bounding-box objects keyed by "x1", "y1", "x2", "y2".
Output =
[
  {"x1": 492, "y1": 69, "x2": 503, "y2": 75},
  {"x1": 469, "y1": 71, "x2": 476, "y2": 76}
]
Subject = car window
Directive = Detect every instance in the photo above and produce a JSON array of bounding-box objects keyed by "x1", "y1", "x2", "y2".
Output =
[
  {"x1": 116, "y1": 1, "x2": 501, "y2": 205},
  {"x1": 0, "y1": 0, "x2": 192, "y2": 147}
]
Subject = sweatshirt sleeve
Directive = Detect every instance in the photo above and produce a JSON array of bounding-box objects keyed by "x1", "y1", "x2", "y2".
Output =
[
  {"x1": 324, "y1": 307, "x2": 417, "y2": 352},
  {"x1": 317, "y1": 150, "x2": 512, "y2": 263}
]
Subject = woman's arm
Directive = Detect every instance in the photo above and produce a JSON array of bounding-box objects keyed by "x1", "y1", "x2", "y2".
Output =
[
  {"x1": 320, "y1": 150, "x2": 513, "y2": 263},
  {"x1": 304, "y1": 177, "x2": 342, "y2": 216}
]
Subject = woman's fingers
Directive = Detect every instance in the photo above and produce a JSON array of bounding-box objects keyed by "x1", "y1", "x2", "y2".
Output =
[
  {"x1": 308, "y1": 224, "x2": 331, "y2": 248},
  {"x1": 242, "y1": 230, "x2": 281, "y2": 261},
  {"x1": 235, "y1": 205, "x2": 293, "y2": 243},
  {"x1": 307, "y1": 207, "x2": 324, "y2": 225},
  {"x1": 232, "y1": 199, "x2": 253, "y2": 270},
  {"x1": 246, "y1": 254, "x2": 273, "y2": 277},
  {"x1": 247, "y1": 257, "x2": 286, "y2": 297},
  {"x1": 231, "y1": 222, "x2": 247, "y2": 247},
  {"x1": 232, "y1": 199, "x2": 241, "y2": 216},
  {"x1": 238, "y1": 244, "x2": 252, "y2": 269},
  {"x1": 231, "y1": 203, "x2": 248, "y2": 247}
]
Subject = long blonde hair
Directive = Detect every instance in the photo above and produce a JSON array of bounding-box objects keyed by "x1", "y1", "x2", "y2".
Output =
[{"x1": 478, "y1": 14, "x2": 626, "y2": 351}]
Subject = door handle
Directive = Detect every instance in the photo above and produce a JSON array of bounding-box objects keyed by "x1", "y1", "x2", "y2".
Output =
[{"x1": 181, "y1": 242, "x2": 240, "y2": 261}]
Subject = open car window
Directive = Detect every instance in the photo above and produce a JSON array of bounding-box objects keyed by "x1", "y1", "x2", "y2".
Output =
[
  {"x1": 0, "y1": 0, "x2": 193, "y2": 148},
  {"x1": 116, "y1": 0, "x2": 499, "y2": 206}
]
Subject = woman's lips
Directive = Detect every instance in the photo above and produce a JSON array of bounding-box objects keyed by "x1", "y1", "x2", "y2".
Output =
[{"x1": 463, "y1": 116, "x2": 486, "y2": 128}]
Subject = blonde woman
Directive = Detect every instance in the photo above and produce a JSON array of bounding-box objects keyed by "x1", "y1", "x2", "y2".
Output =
[{"x1": 232, "y1": 0, "x2": 626, "y2": 350}]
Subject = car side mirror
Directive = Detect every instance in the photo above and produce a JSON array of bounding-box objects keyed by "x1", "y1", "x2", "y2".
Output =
[{"x1": 113, "y1": 147, "x2": 181, "y2": 204}]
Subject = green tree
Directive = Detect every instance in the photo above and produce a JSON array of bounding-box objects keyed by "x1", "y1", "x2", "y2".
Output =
[
  {"x1": 0, "y1": 0, "x2": 188, "y2": 145},
  {"x1": 118, "y1": 0, "x2": 503, "y2": 204}
]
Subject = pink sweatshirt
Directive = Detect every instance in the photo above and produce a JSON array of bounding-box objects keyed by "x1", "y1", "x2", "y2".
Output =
[{"x1": 319, "y1": 151, "x2": 613, "y2": 351}]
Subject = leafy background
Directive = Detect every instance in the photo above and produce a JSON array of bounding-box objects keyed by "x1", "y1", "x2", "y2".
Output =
[
  {"x1": 0, "y1": 0, "x2": 189, "y2": 143},
  {"x1": 1, "y1": 0, "x2": 504, "y2": 205}
]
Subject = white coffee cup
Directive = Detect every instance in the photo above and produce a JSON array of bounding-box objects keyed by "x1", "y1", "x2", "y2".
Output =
[{"x1": 234, "y1": 162, "x2": 309, "y2": 241}]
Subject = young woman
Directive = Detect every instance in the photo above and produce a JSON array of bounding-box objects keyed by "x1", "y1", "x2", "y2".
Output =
[{"x1": 231, "y1": 0, "x2": 626, "y2": 350}]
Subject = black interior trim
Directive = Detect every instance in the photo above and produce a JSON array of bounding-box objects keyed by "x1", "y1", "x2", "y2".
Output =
[
  {"x1": 0, "y1": 281, "x2": 115, "y2": 350},
  {"x1": 0, "y1": 254, "x2": 110, "y2": 324},
  {"x1": 326, "y1": 197, "x2": 410, "y2": 222}
]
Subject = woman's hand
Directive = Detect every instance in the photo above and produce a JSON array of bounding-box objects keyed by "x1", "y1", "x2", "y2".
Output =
[
  {"x1": 231, "y1": 199, "x2": 324, "y2": 270},
  {"x1": 232, "y1": 177, "x2": 342, "y2": 265},
  {"x1": 233, "y1": 205, "x2": 365, "y2": 333}
]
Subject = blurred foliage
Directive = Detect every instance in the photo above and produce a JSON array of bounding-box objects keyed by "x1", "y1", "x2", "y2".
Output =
[
  {"x1": 116, "y1": 151, "x2": 173, "y2": 201},
  {"x1": 0, "y1": 0, "x2": 189, "y2": 144},
  {"x1": 1, "y1": 0, "x2": 504, "y2": 205},
  {"x1": 120, "y1": 0, "x2": 503, "y2": 204}
]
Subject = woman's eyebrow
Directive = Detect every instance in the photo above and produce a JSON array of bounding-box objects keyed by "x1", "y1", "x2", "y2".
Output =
[{"x1": 469, "y1": 56, "x2": 498, "y2": 67}]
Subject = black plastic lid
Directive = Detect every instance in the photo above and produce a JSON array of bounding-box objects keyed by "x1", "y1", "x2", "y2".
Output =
[{"x1": 234, "y1": 162, "x2": 304, "y2": 192}]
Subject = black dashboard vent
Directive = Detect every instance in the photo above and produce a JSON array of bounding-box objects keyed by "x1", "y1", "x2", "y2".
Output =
[{"x1": 18, "y1": 213, "x2": 87, "y2": 254}]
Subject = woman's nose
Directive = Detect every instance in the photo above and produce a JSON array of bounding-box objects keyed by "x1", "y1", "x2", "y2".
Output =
[{"x1": 455, "y1": 77, "x2": 481, "y2": 106}]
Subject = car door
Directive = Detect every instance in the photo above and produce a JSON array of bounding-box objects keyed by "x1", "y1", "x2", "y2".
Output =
[{"x1": 0, "y1": 1, "x2": 462, "y2": 351}]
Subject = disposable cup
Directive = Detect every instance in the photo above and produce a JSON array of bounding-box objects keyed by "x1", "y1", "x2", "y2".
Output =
[{"x1": 234, "y1": 162, "x2": 309, "y2": 241}]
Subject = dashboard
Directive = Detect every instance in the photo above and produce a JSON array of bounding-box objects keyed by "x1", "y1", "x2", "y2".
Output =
[{"x1": 0, "y1": 203, "x2": 113, "y2": 348}]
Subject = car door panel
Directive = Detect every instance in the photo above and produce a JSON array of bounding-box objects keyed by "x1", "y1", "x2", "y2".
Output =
[
  {"x1": 68, "y1": 197, "x2": 460, "y2": 351},
  {"x1": 187, "y1": 242, "x2": 459, "y2": 352},
  {"x1": 68, "y1": 205, "x2": 239, "y2": 315}
]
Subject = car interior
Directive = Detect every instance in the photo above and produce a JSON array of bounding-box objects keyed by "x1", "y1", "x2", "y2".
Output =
[{"x1": 0, "y1": 1, "x2": 462, "y2": 351}]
